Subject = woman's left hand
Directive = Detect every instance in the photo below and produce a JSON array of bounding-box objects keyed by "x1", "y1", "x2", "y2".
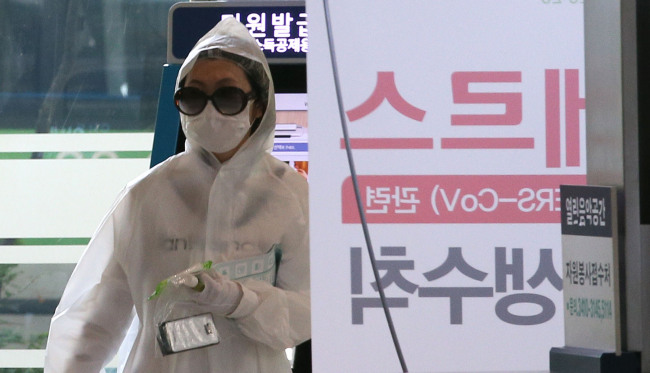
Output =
[{"x1": 194, "y1": 272, "x2": 244, "y2": 316}]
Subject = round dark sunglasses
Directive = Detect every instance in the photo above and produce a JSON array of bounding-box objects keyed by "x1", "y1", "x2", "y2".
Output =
[{"x1": 174, "y1": 86, "x2": 256, "y2": 116}]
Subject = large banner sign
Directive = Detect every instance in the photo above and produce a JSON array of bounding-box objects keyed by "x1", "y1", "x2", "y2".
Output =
[{"x1": 307, "y1": 1, "x2": 585, "y2": 372}]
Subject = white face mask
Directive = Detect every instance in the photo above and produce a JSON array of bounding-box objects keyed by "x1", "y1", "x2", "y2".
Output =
[{"x1": 181, "y1": 102, "x2": 252, "y2": 154}]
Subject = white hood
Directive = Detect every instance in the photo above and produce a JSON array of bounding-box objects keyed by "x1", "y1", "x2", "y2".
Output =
[{"x1": 176, "y1": 18, "x2": 276, "y2": 164}]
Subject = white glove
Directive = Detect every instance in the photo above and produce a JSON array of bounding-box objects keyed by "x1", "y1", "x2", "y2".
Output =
[
  {"x1": 194, "y1": 272, "x2": 244, "y2": 316},
  {"x1": 169, "y1": 273, "x2": 200, "y2": 288},
  {"x1": 167, "y1": 262, "x2": 205, "y2": 289}
]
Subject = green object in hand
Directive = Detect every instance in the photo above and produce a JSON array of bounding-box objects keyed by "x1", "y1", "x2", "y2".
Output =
[{"x1": 147, "y1": 260, "x2": 213, "y2": 300}]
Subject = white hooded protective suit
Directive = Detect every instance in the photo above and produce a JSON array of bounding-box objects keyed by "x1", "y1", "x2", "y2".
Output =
[{"x1": 44, "y1": 18, "x2": 310, "y2": 373}]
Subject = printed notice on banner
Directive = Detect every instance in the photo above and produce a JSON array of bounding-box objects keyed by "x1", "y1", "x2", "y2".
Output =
[{"x1": 560, "y1": 184, "x2": 621, "y2": 353}]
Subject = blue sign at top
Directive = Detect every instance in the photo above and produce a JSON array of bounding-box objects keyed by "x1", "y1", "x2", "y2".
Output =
[{"x1": 168, "y1": 2, "x2": 307, "y2": 64}]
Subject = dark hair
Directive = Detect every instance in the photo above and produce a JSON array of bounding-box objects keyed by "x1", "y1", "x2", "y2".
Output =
[{"x1": 197, "y1": 49, "x2": 269, "y2": 111}]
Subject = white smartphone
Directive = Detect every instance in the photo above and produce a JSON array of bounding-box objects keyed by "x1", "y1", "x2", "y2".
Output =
[{"x1": 158, "y1": 313, "x2": 220, "y2": 355}]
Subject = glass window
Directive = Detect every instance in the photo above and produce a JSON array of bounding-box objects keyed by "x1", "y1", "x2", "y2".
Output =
[
  {"x1": 0, "y1": 1, "x2": 176, "y2": 371},
  {"x1": 0, "y1": 0, "x2": 175, "y2": 136}
]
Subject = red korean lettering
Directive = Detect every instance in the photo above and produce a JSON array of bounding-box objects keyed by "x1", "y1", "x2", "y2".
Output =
[
  {"x1": 346, "y1": 72, "x2": 426, "y2": 122},
  {"x1": 451, "y1": 71, "x2": 522, "y2": 126}
]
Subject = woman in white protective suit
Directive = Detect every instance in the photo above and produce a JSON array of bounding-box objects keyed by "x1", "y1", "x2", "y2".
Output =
[{"x1": 44, "y1": 18, "x2": 310, "y2": 373}]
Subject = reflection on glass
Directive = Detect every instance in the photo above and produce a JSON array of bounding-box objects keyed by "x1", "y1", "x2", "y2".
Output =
[
  {"x1": 0, "y1": 0, "x2": 176, "y2": 137},
  {"x1": 0, "y1": 264, "x2": 75, "y2": 350}
]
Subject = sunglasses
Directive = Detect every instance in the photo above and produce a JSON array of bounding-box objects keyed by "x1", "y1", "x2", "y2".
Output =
[{"x1": 174, "y1": 86, "x2": 256, "y2": 116}]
